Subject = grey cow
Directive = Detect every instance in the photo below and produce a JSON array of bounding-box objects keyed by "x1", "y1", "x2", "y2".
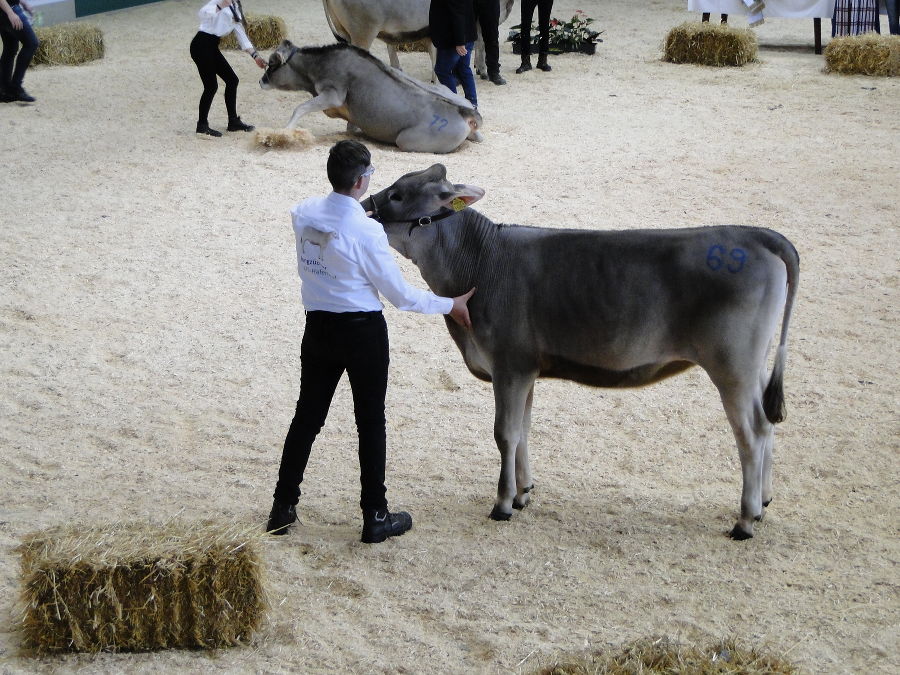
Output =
[
  {"x1": 260, "y1": 41, "x2": 482, "y2": 153},
  {"x1": 363, "y1": 165, "x2": 800, "y2": 540}
]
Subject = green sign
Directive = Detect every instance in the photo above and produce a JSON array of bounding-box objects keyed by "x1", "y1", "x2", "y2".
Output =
[{"x1": 75, "y1": 0, "x2": 164, "y2": 17}]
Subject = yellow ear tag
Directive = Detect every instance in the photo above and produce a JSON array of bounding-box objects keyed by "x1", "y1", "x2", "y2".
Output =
[{"x1": 451, "y1": 197, "x2": 467, "y2": 212}]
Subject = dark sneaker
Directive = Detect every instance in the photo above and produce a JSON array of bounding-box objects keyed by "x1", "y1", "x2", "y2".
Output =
[
  {"x1": 489, "y1": 72, "x2": 507, "y2": 85},
  {"x1": 196, "y1": 122, "x2": 222, "y2": 137},
  {"x1": 266, "y1": 500, "x2": 297, "y2": 535},
  {"x1": 14, "y1": 88, "x2": 35, "y2": 103},
  {"x1": 227, "y1": 117, "x2": 255, "y2": 132},
  {"x1": 361, "y1": 509, "x2": 412, "y2": 544}
]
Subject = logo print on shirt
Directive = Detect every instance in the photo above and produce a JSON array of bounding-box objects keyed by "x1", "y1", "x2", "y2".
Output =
[{"x1": 300, "y1": 227, "x2": 337, "y2": 279}]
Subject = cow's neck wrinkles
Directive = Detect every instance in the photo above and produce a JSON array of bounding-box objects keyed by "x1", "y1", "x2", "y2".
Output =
[{"x1": 409, "y1": 209, "x2": 499, "y2": 295}]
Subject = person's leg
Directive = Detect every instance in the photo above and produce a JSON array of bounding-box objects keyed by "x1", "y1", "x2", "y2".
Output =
[
  {"x1": 434, "y1": 47, "x2": 460, "y2": 92},
  {"x1": 208, "y1": 45, "x2": 242, "y2": 123},
  {"x1": 480, "y1": 0, "x2": 502, "y2": 81},
  {"x1": 888, "y1": 0, "x2": 900, "y2": 35},
  {"x1": 536, "y1": 0, "x2": 553, "y2": 71},
  {"x1": 190, "y1": 32, "x2": 221, "y2": 132},
  {"x1": 517, "y1": 0, "x2": 537, "y2": 72},
  {"x1": 0, "y1": 30, "x2": 17, "y2": 98},
  {"x1": 273, "y1": 318, "x2": 345, "y2": 506},
  {"x1": 8, "y1": 5, "x2": 37, "y2": 98},
  {"x1": 344, "y1": 314, "x2": 390, "y2": 513},
  {"x1": 453, "y1": 42, "x2": 478, "y2": 107}
]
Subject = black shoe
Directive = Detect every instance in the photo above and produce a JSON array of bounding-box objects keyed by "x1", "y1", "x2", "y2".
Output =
[
  {"x1": 266, "y1": 499, "x2": 297, "y2": 535},
  {"x1": 361, "y1": 509, "x2": 412, "y2": 544},
  {"x1": 488, "y1": 72, "x2": 507, "y2": 85},
  {"x1": 196, "y1": 122, "x2": 222, "y2": 137},
  {"x1": 227, "y1": 117, "x2": 255, "y2": 132},
  {"x1": 13, "y1": 88, "x2": 35, "y2": 103},
  {"x1": 536, "y1": 55, "x2": 552, "y2": 72},
  {"x1": 515, "y1": 58, "x2": 532, "y2": 74}
]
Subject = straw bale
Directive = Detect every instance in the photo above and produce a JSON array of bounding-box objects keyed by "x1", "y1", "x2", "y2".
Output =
[
  {"x1": 536, "y1": 636, "x2": 799, "y2": 674},
  {"x1": 17, "y1": 520, "x2": 267, "y2": 654},
  {"x1": 220, "y1": 14, "x2": 287, "y2": 51},
  {"x1": 824, "y1": 34, "x2": 900, "y2": 77},
  {"x1": 32, "y1": 23, "x2": 103, "y2": 66},
  {"x1": 254, "y1": 127, "x2": 316, "y2": 149},
  {"x1": 663, "y1": 22, "x2": 757, "y2": 67}
]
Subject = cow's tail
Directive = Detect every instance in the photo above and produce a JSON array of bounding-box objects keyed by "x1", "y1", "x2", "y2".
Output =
[
  {"x1": 321, "y1": 0, "x2": 349, "y2": 43},
  {"x1": 762, "y1": 234, "x2": 800, "y2": 424}
]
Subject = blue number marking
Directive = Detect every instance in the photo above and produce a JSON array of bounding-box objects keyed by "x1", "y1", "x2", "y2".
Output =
[
  {"x1": 430, "y1": 114, "x2": 449, "y2": 132},
  {"x1": 706, "y1": 245, "x2": 747, "y2": 273},
  {"x1": 727, "y1": 247, "x2": 746, "y2": 273}
]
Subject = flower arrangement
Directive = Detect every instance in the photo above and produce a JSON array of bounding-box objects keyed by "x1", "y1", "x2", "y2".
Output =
[{"x1": 509, "y1": 9, "x2": 603, "y2": 54}]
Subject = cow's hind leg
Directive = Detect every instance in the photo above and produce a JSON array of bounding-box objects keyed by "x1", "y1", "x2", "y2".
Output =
[
  {"x1": 717, "y1": 382, "x2": 773, "y2": 540},
  {"x1": 512, "y1": 383, "x2": 535, "y2": 510},
  {"x1": 395, "y1": 118, "x2": 470, "y2": 154},
  {"x1": 490, "y1": 371, "x2": 537, "y2": 520}
]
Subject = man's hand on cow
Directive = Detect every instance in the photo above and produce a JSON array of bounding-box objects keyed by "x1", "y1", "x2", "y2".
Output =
[
  {"x1": 450, "y1": 288, "x2": 476, "y2": 329},
  {"x1": 456, "y1": 45, "x2": 468, "y2": 57}
]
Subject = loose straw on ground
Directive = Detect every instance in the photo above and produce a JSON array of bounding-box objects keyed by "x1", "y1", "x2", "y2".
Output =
[{"x1": 18, "y1": 520, "x2": 267, "y2": 654}]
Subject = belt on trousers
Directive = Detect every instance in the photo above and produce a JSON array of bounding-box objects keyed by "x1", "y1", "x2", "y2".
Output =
[{"x1": 305, "y1": 310, "x2": 382, "y2": 324}]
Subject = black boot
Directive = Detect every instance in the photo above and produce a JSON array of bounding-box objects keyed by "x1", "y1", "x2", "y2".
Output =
[
  {"x1": 227, "y1": 117, "x2": 255, "y2": 132},
  {"x1": 361, "y1": 509, "x2": 412, "y2": 544},
  {"x1": 196, "y1": 122, "x2": 222, "y2": 137},
  {"x1": 536, "y1": 53, "x2": 552, "y2": 72},
  {"x1": 266, "y1": 499, "x2": 297, "y2": 535},
  {"x1": 488, "y1": 70, "x2": 507, "y2": 85},
  {"x1": 515, "y1": 56, "x2": 532, "y2": 74}
]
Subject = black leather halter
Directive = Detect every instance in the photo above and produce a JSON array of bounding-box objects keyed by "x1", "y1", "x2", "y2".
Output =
[{"x1": 367, "y1": 194, "x2": 460, "y2": 236}]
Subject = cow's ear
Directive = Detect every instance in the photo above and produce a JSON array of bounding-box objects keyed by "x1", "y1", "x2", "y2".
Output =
[{"x1": 451, "y1": 184, "x2": 486, "y2": 208}]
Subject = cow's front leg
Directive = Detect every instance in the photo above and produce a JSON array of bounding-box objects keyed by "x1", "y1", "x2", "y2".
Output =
[
  {"x1": 285, "y1": 87, "x2": 346, "y2": 130},
  {"x1": 512, "y1": 382, "x2": 535, "y2": 510},
  {"x1": 490, "y1": 372, "x2": 537, "y2": 520}
]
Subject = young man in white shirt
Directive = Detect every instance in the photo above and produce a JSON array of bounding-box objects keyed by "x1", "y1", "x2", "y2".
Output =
[{"x1": 267, "y1": 140, "x2": 474, "y2": 543}]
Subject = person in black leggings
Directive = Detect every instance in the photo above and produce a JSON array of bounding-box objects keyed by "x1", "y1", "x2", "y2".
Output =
[
  {"x1": 516, "y1": 0, "x2": 554, "y2": 74},
  {"x1": 190, "y1": 0, "x2": 266, "y2": 136}
]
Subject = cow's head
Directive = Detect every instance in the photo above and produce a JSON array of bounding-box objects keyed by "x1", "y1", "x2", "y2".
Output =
[
  {"x1": 260, "y1": 40, "x2": 303, "y2": 90},
  {"x1": 366, "y1": 164, "x2": 484, "y2": 230}
]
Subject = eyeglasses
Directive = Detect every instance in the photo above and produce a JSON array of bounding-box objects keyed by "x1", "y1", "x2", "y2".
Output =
[{"x1": 359, "y1": 165, "x2": 375, "y2": 178}]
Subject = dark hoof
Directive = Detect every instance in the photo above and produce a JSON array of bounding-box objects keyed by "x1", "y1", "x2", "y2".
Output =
[
  {"x1": 763, "y1": 498, "x2": 772, "y2": 507},
  {"x1": 512, "y1": 499, "x2": 528, "y2": 510},
  {"x1": 489, "y1": 506, "x2": 512, "y2": 521},
  {"x1": 728, "y1": 525, "x2": 754, "y2": 540}
]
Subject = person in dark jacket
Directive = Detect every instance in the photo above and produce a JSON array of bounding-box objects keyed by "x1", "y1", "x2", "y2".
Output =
[
  {"x1": 516, "y1": 0, "x2": 553, "y2": 74},
  {"x1": 0, "y1": 0, "x2": 39, "y2": 103},
  {"x1": 429, "y1": 0, "x2": 478, "y2": 108}
]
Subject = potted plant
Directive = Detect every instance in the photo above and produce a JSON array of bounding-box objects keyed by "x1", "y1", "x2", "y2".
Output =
[{"x1": 509, "y1": 10, "x2": 602, "y2": 55}]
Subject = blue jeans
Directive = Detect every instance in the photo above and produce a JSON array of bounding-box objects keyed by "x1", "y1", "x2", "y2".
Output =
[
  {"x1": 0, "y1": 5, "x2": 39, "y2": 93},
  {"x1": 434, "y1": 42, "x2": 477, "y2": 107}
]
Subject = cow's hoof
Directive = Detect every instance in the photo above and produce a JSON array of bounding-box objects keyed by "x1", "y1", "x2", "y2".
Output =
[
  {"x1": 489, "y1": 506, "x2": 512, "y2": 521},
  {"x1": 728, "y1": 524, "x2": 754, "y2": 540},
  {"x1": 763, "y1": 497, "x2": 773, "y2": 507}
]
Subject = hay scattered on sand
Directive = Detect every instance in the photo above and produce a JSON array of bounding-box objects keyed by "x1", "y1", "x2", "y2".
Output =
[
  {"x1": 32, "y1": 23, "x2": 103, "y2": 66},
  {"x1": 17, "y1": 520, "x2": 267, "y2": 654},
  {"x1": 824, "y1": 34, "x2": 900, "y2": 76},
  {"x1": 394, "y1": 39, "x2": 430, "y2": 53},
  {"x1": 663, "y1": 22, "x2": 757, "y2": 67},
  {"x1": 535, "y1": 637, "x2": 799, "y2": 674},
  {"x1": 221, "y1": 14, "x2": 287, "y2": 51},
  {"x1": 254, "y1": 127, "x2": 316, "y2": 149}
]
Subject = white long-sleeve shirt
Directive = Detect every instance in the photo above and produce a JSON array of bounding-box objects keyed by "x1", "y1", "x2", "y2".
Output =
[
  {"x1": 197, "y1": 0, "x2": 253, "y2": 51},
  {"x1": 292, "y1": 192, "x2": 454, "y2": 315}
]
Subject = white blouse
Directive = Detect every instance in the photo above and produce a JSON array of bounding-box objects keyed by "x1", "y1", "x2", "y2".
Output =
[{"x1": 197, "y1": 0, "x2": 254, "y2": 52}]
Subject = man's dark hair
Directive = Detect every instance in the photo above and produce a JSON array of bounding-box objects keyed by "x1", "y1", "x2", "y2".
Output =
[{"x1": 327, "y1": 140, "x2": 371, "y2": 192}]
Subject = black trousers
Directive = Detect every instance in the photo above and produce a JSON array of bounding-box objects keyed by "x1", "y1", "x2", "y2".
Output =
[
  {"x1": 520, "y1": 0, "x2": 554, "y2": 57},
  {"x1": 189, "y1": 30, "x2": 239, "y2": 125},
  {"x1": 474, "y1": 0, "x2": 501, "y2": 73},
  {"x1": 274, "y1": 311, "x2": 390, "y2": 513}
]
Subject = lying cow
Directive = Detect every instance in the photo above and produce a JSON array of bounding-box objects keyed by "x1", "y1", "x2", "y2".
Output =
[
  {"x1": 363, "y1": 165, "x2": 800, "y2": 540},
  {"x1": 260, "y1": 41, "x2": 483, "y2": 153}
]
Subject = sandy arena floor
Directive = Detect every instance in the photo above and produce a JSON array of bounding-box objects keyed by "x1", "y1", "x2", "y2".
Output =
[{"x1": 0, "y1": 0, "x2": 897, "y2": 672}]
